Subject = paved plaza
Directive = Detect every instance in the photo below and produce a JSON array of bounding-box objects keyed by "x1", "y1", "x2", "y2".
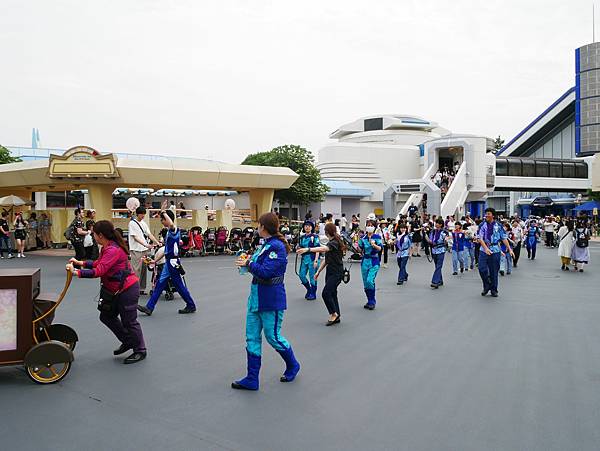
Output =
[{"x1": 1, "y1": 244, "x2": 600, "y2": 451}]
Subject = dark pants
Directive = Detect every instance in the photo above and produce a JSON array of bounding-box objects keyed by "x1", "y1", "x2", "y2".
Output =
[
  {"x1": 513, "y1": 243, "x2": 521, "y2": 266},
  {"x1": 100, "y1": 282, "x2": 146, "y2": 353},
  {"x1": 474, "y1": 243, "x2": 481, "y2": 265},
  {"x1": 322, "y1": 272, "x2": 342, "y2": 316},
  {"x1": 478, "y1": 251, "x2": 501, "y2": 294},
  {"x1": 146, "y1": 264, "x2": 196, "y2": 311},
  {"x1": 397, "y1": 256, "x2": 409, "y2": 282},
  {"x1": 73, "y1": 241, "x2": 86, "y2": 261},
  {"x1": 0, "y1": 235, "x2": 11, "y2": 257},
  {"x1": 431, "y1": 253, "x2": 444, "y2": 286},
  {"x1": 85, "y1": 243, "x2": 99, "y2": 260},
  {"x1": 545, "y1": 231, "x2": 554, "y2": 247}
]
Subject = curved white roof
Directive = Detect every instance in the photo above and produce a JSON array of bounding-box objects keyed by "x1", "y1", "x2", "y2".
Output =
[{"x1": 329, "y1": 114, "x2": 443, "y2": 139}]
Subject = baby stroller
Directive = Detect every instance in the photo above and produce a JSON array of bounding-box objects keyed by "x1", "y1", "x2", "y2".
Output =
[
  {"x1": 242, "y1": 226, "x2": 255, "y2": 251},
  {"x1": 147, "y1": 246, "x2": 177, "y2": 301},
  {"x1": 228, "y1": 227, "x2": 243, "y2": 253},
  {"x1": 215, "y1": 226, "x2": 229, "y2": 254},
  {"x1": 179, "y1": 229, "x2": 191, "y2": 258},
  {"x1": 189, "y1": 226, "x2": 205, "y2": 256},
  {"x1": 204, "y1": 227, "x2": 217, "y2": 255}
]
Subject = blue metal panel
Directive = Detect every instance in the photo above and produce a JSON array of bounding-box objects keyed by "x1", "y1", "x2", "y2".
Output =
[
  {"x1": 419, "y1": 144, "x2": 424, "y2": 157},
  {"x1": 575, "y1": 48, "x2": 581, "y2": 156}
]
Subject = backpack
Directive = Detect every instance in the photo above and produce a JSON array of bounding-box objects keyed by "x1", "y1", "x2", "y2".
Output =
[
  {"x1": 576, "y1": 229, "x2": 589, "y2": 248},
  {"x1": 63, "y1": 221, "x2": 76, "y2": 242}
]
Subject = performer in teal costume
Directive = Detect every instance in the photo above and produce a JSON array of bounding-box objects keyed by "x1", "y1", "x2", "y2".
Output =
[
  {"x1": 297, "y1": 221, "x2": 320, "y2": 300},
  {"x1": 359, "y1": 218, "x2": 383, "y2": 310},
  {"x1": 232, "y1": 212, "x2": 300, "y2": 391}
]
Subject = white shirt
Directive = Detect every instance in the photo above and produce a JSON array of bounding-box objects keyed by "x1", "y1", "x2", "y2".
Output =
[
  {"x1": 128, "y1": 218, "x2": 151, "y2": 252},
  {"x1": 543, "y1": 221, "x2": 557, "y2": 233},
  {"x1": 340, "y1": 217, "x2": 347, "y2": 228}
]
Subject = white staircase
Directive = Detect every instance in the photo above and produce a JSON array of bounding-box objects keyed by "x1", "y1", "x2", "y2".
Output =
[{"x1": 440, "y1": 162, "x2": 468, "y2": 218}]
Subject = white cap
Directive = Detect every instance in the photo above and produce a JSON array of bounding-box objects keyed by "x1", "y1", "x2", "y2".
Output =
[{"x1": 367, "y1": 213, "x2": 376, "y2": 221}]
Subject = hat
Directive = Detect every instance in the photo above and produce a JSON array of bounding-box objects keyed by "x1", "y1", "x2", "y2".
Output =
[
  {"x1": 303, "y1": 220, "x2": 315, "y2": 231},
  {"x1": 367, "y1": 213, "x2": 377, "y2": 221}
]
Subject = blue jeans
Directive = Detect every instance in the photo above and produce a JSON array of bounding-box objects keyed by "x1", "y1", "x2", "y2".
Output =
[
  {"x1": 500, "y1": 252, "x2": 512, "y2": 274},
  {"x1": 0, "y1": 235, "x2": 11, "y2": 257},
  {"x1": 397, "y1": 256, "x2": 409, "y2": 282},
  {"x1": 431, "y1": 253, "x2": 445, "y2": 285},
  {"x1": 465, "y1": 247, "x2": 475, "y2": 268},
  {"x1": 479, "y1": 251, "x2": 501, "y2": 293},
  {"x1": 452, "y1": 250, "x2": 466, "y2": 272}
]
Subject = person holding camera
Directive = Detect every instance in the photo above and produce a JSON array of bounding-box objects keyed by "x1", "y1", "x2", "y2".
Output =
[
  {"x1": 66, "y1": 220, "x2": 147, "y2": 364},
  {"x1": 137, "y1": 210, "x2": 197, "y2": 316},
  {"x1": 128, "y1": 206, "x2": 160, "y2": 295}
]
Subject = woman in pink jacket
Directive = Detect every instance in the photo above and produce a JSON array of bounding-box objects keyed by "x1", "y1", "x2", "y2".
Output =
[{"x1": 66, "y1": 220, "x2": 147, "y2": 364}]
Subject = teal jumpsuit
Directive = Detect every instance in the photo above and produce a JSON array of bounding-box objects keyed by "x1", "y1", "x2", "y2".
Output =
[
  {"x1": 298, "y1": 233, "x2": 320, "y2": 300},
  {"x1": 359, "y1": 233, "x2": 382, "y2": 307}
]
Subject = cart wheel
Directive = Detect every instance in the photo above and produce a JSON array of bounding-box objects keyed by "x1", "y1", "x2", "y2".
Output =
[
  {"x1": 165, "y1": 292, "x2": 174, "y2": 301},
  {"x1": 26, "y1": 360, "x2": 71, "y2": 385},
  {"x1": 24, "y1": 341, "x2": 73, "y2": 385},
  {"x1": 46, "y1": 324, "x2": 78, "y2": 351}
]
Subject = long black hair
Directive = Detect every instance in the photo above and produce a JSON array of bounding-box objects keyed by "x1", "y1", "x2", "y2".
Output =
[
  {"x1": 93, "y1": 220, "x2": 129, "y2": 255},
  {"x1": 258, "y1": 212, "x2": 290, "y2": 253}
]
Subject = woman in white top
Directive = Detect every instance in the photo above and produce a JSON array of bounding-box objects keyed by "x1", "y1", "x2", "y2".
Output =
[
  {"x1": 511, "y1": 220, "x2": 523, "y2": 268},
  {"x1": 557, "y1": 220, "x2": 574, "y2": 271}
]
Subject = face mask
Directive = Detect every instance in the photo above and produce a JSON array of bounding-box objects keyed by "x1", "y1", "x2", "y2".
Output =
[{"x1": 366, "y1": 226, "x2": 375, "y2": 233}]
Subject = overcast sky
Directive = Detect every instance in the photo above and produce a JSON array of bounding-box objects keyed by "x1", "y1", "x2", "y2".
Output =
[{"x1": 0, "y1": 0, "x2": 595, "y2": 162}]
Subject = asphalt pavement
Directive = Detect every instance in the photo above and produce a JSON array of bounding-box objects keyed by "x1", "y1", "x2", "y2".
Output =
[{"x1": 1, "y1": 244, "x2": 600, "y2": 451}]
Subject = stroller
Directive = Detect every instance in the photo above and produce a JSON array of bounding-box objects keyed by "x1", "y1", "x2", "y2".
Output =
[
  {"x1": 215, "y1": 226, "x2": 229, "y2": 254},
  {"x1": 178, "y1": 229, "x2": 191, "y2": 258},
  {"x1": 228, "y1": 227, "x2": 243, "y2": 253},
  {"x1": 189, "y1": 226, "x2": 205, "y2": 256},
  {"x1": 204, "y1": 227, "x2": 217, "y2": 254},
  {"x1": 147, "y1": 245, "x2": 177, "y2": 301},
  {"x1": 242, "y1": 226, "x2": 255, "y2": 251}
]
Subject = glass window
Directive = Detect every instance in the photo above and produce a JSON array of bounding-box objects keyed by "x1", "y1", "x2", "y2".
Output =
[
  {"x1": 496, "y1": 159, "x2": 508, "y2": 176},
  {"x1": 535, "y1": 160, "x2": 549, "y2": 177},
  {"x1": 562, "y1": 124, "x2": 573, "y2": 159},
  {"x1": 522, "y1": 159, "x2": 535, "y2": 177},
  {"x1": 562, "y1": 162, "x2": 575, "y2": 178},
  {"x1": 575, "y1": 162, "x2": 588, "y2": 178},
  {"x1": 549, "y1": 161, "x2": 562, "y2": 178},
  {"x1": 507, "y1": 158, "x2": 522, "y2": 176},
  {"x1": 543, "y1": 141, "x2": 552, "y2": 158}
]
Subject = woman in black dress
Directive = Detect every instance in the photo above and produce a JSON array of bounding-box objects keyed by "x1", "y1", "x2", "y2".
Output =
[
  {"x1": 297, "y1": 223, "x2": 345, "y2": 326},
  {"x1": 410, "y1": 216, "x2": 422, "y2": 257}
]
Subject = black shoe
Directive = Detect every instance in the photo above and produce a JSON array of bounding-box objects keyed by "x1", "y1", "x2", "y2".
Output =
[
  {"x1": 178, "y1": 306, "x2": 196, "y2": 314},
  {"x1": 491, "y1": 291, "x2": 498, "y2": 298},
  {"x1": 231, "y1": 382, "x2": 257, "y2": 390},
  {"x1": 481, "y1": 290, "x2": 488, "y2": 296},
  {"x1": 123, "y1": 351, "x2": 146, "y2": 364},
  {"x1": 326, "y1": 316, "x2": 341, "y2": 326},
  {"x1": 561, "y1": 265, "x2": 565, "y2": 270},
  {"x1": 113, "y1": 344, "x2": 132, "y2": 356},
  {"x1": 367, "y1": 304, "x2": 375, "y2": 310},
  {"x1": 431, "y1": 284, "x2": 439, "y2": 289},
  {"x1": 579, "y1": 269, "x2": 584, "y2": 273},
  {"x1": 460, "y1": 268, "x2": 464, "y2": 273},
  {"x1": 452, "y1": 271, "x2": 458, "y2": 275},
  {"x1": 416, "y1": 253, "x2": 421, "y2": 257},
  {"x1": 397, "y1": 281, "x2": 403, "y2": 285},
  {"x1": 137, "y1": 305, "x2": 152, "y2": 316},
  {"x1": 500, "y1": 270, "x2": 505, "y2": 276}
]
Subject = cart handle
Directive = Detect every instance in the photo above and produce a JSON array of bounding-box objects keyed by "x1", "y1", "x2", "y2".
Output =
[{"x1": 33, "y1": 269, "x2": 73, "y2": 327}]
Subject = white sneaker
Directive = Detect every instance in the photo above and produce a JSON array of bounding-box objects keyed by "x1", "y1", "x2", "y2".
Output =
[
  {"x1": 21, "y1": 253, "x2": 26, "y2": 258},
  {"x1": 0, "y1": 256, "x2": 4, "y2": 259},
  {"x1": 8, "y1": 254, "x2": 13, "y2": 259}
]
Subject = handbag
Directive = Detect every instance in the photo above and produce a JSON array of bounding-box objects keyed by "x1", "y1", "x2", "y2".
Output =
[
  {"x1": 83, "y1": 233, "x2": 93, "y2": 247},
  {"x1": 98, "y1": 285, "x2": 120, "y2": 315}
]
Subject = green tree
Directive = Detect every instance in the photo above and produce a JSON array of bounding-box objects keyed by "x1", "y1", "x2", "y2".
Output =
[
  {"x1": 493, "y1": 135, "x2": 505, "y2": 153},
  {"x1": 242, "y1": 144, "x2": 329, "y2": 207},
  {"x1": 0, "y1": 145, "x2": 20, "y2": 164}
]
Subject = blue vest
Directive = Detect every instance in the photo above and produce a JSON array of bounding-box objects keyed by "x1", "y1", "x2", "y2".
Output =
[{"x1": 299, "y1": 233, "x2": 320, "y2": 261}]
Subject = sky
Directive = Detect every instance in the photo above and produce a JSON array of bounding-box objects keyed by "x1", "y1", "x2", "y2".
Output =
[{"x1": 0, "y1": 0, "x2": 596, "y2": 163}]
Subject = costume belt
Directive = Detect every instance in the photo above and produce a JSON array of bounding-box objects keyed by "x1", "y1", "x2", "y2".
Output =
[{"x1": 252, "y1": 275, "x2": 285, "y2": 285}]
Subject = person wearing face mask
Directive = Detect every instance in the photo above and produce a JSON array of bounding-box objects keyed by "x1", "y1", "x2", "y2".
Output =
[
  {"x1": 232, "y1": 212, "x2": 300, "y2": 390},
  {"x1": 296, "y1": 221, "x2": 320, "y2": 300},
  {"x1": 425, "y1": 218, "x2": 450, "y2": 289},
  {"x1": 395, "y1": 223, "x2": 412, "y2": 285},
  {"x1": 359, "y1": 219, "x2": 383, "y2": 310}
]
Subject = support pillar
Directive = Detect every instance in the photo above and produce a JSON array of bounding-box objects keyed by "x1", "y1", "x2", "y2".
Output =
[
  {"x1": 87, "y1": 184, "x2": 115, "y2": 221},
  {"x1": 192, "y1": 209, "x2": 208, "y2": 230},
  {"x1": 248, "y1": 189, "x2": 274, "y2": 224},
  {"x1": 216, "y1": 209, "x2": 232, "y2": 230}
]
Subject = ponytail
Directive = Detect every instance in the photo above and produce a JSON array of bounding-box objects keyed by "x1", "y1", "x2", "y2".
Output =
[
  {"x1": 324, "y1": 223, "x2": 346, "y2": 253},
  {"x1": 93, "y1": 220, "x2": 130, "y2": 255}
]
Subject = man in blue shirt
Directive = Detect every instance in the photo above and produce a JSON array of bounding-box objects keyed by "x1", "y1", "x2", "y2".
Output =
[{"x1": 477, "y1": 208, "x2": 514, "y2": 297}]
